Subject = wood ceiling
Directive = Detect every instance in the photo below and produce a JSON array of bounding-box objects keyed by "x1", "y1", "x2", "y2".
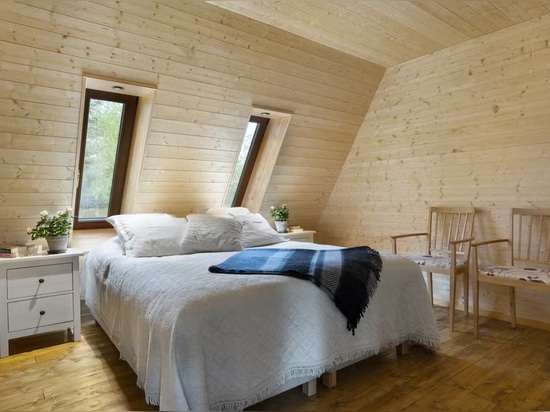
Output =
[{"x1": 205, "y1": 1, "x2": 550, "y2": 67}]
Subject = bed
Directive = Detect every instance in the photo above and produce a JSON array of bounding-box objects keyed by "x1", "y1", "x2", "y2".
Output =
[{"x1": 80, "y1": 211, "x2": 440, "y2": 411}]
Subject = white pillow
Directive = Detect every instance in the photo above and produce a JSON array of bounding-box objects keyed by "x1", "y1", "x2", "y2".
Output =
[
  {"x1": 106, "y1": 213, "x2": 187, "y2": 258},
  {"x1": 182, "y1": 214, "x2": 243, "y2": 253},
  {"x1": 205, "y1": 206, "x2": 251, "y2": 216},
  {"x1": 235, "y1": 213, "x2": 288, "y2": 248}
]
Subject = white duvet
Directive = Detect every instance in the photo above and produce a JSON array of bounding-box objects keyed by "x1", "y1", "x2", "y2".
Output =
[{"x1": 81, "y1": 238, "x2": 440, "y2": 411}]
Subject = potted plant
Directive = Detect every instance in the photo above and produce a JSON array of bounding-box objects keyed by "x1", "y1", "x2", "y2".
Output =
[
  {"x1": 27, "y1": 208, "x2": 73, "y2": 254},
  {"x1": 270, "y1": 204, "x2": 289, "y2": 233}
]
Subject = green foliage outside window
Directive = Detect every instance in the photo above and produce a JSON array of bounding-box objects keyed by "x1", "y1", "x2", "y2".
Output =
[
  {"x1": 80, "y1": 99, "x2": 123, "y2": 218},
  {"x1": 223, "y1": 122, "x2": 257, "y2": 207}
]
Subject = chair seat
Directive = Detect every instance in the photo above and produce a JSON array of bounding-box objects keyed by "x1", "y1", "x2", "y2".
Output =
[
  {"x1": 479, "y1": 266, "x2": 550, "y2": 285},
  {"x1": 408, "y1": 255, "x2": 467, "y2": 270}
]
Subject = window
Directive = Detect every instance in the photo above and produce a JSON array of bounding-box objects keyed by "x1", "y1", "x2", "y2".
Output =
[
  {"x1": 223, "y1": 115, "x2": 269, "y2": 207},
  {"x1": 73, "y1": 89, "x2": 138, "y2": 229}
]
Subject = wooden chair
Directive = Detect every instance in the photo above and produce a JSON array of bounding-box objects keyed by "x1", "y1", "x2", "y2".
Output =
[
  {"x1": 471, "y1": 208, "x2": 550, "y2": 339},
  {"x1": 391, "y1": 207, "x2": 476, "y2": 331}
]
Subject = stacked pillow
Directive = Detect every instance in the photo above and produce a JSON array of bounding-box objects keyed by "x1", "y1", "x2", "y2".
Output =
[
  {"x1": 106, "y1": 213, "x2": 187, "y2": 258},
  {"x1": 205, "y1": 206, "x2": 288, "y2": 248},
  {"x1": 233, "y1": 213, "x2": 288, "y2": 248},
  {"x1": 106, "y1": 207, "x2": 287, "y2": 258},
  {"x1": 182, "y1": 214, "x2": 243, "y2": 254}
]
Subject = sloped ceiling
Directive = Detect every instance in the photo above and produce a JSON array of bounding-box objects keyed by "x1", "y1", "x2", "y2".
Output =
[{"x1": 205, "y1": 0, "x2": 550, "y2": 67}]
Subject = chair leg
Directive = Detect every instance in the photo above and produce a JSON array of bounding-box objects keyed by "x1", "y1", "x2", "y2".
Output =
[
  {"x1": 427, "y1": 272, "x2": 434, "y2": 306},
  {"x1": 463, "y1": 270, "x2": 469, "y2": 318},
  {"x1": 449, "y1": 271, "x2": 456, "y2": 331},
  {"x1": 508, "y1": 286, "x2": 516, "y2": 328},
  {"x1": 473, "y1": 277, "x2": 479, "y2": 339}
]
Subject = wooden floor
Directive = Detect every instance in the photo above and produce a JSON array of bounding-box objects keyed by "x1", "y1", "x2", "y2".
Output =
[{"x1": 0, "y1": 307, "x2": 549, "y2": 411}]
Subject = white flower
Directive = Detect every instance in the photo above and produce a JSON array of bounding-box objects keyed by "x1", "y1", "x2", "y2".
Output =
[
  {"x1": 66, "y1": 207, "x2": 73, "y2": 212},
  {"x1": 57, "y1": 210, "x2": 63, "y2": 216},
  {"x1": 270, "y1": 206, "x2": 275, "y2": 210},
  {"x1": 40, "y1": 210, "x2": 49, "y2": 217},
  {"x1": 26, "y1": 227, "x2": 33, "y2": 234}
]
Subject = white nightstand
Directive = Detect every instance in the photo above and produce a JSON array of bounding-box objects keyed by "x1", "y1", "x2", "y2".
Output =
[
  {"x1": 282, "y1": 230, "x2": 316, "y2": 243},
  {"x1": 0, "y1": 249, "x2": 83, "y2": 357}
]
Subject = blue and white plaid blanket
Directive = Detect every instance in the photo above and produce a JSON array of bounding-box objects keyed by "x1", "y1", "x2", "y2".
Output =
[{"x1": 209, "y1": 246, "x2": 383, "y2": 334}]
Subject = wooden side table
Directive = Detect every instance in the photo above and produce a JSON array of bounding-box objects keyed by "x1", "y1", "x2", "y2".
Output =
[{"x1": 0, "y1": 249, "x2": 83, "y2": 357}]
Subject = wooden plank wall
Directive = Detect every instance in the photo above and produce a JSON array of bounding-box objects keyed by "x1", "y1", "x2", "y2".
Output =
[
  {"x1": 0, "y1": 0, "x2": 384, "y2": 245},
  {"x1": 318, "y1": 15, "x2": 550, "y2": 329}
]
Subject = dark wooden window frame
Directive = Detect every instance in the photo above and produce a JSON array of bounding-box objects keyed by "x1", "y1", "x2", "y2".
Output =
[
  {"x1": 74, "y1": 89, "x2": 138, "y2": 229},
  {"x1": 231, "y1": 116, "x2": 270, "y2": 207}
]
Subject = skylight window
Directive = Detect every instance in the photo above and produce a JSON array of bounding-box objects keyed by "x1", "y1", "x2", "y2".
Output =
[{"x1": 223, "y1": 116, "x2": 269, "y2": 207}]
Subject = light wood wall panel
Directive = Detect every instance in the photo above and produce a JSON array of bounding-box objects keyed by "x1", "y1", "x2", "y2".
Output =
[
  {"x1": 209, "y1": 0, "x2": 550, "y2": 67},
  {"x1": 0, "y1": 0, "x2": 383, "y2": 244},
  {"x1": 318, "y1": 15, "x2": 550, "y2": 328}
]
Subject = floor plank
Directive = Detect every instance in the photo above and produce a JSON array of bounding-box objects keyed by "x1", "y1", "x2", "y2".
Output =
[{"x1": 0, "y1": 307, "x2": 548, "y2": 411}]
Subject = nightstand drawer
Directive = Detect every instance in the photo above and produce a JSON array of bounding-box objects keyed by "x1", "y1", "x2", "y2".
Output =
[
  {"x1": 7, "y1": 263, "x2": 73, "y2": 299},
  {"x1": 285, "y1": 233, "x2": 311, "y2": 242},
  {"x1": 8, "y1": 293, "x2": 74, "y2": 333},
  {"x1": 282, "y1": 230, "x2": 316, "y2": 243}
]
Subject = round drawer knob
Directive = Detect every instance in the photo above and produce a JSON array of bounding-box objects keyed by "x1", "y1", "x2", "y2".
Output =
[
  {"x1": 39, "y1": 310, "x2": 46, "y2": 316},
  {"x1": 38, "y1": 279, "x2": 45, "y2": 284}
]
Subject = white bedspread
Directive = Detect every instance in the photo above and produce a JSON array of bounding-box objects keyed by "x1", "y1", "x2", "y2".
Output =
[{"x1": 81, "y1": 238, "x2": 440, "y2": 411}]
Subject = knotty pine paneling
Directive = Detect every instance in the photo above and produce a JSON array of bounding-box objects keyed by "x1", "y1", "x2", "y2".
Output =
[
  {"x1": 318, "y1": 15, "x2": 550, "y2": 328},
  {"x1": 211, "y1": 0, "x2": 550, "y2": 68},
  {"x1": 0, "y1": 0, "x2": 383, "y2": 245}
]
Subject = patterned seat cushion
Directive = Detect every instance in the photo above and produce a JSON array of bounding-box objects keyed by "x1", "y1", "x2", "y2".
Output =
[
  {"x1": 480, "y1": 266, "x2": 550, "y2": 285},
  {"x1": 408, "y1": 255, "x2": 466, "y2": 270}
]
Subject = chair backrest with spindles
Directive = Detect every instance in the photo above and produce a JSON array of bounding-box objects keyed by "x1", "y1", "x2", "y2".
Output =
[
  {"x1": 511, "y1": 208, "x2": 550, "y2": 269},
  {"x1": 427, "y1": 207, "x2": 476, "y2": 257}
]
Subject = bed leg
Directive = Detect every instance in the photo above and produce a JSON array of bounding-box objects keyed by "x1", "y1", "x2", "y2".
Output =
[
  {"x1": 322, "y1": 371, "x2": 337, "y2": 388},
  {"x1": 396, "y1": 342, "x2": 410, "y2": 355},
  {"x1": 301, "y1": 378, "x2": 317, "y2": 396}
]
